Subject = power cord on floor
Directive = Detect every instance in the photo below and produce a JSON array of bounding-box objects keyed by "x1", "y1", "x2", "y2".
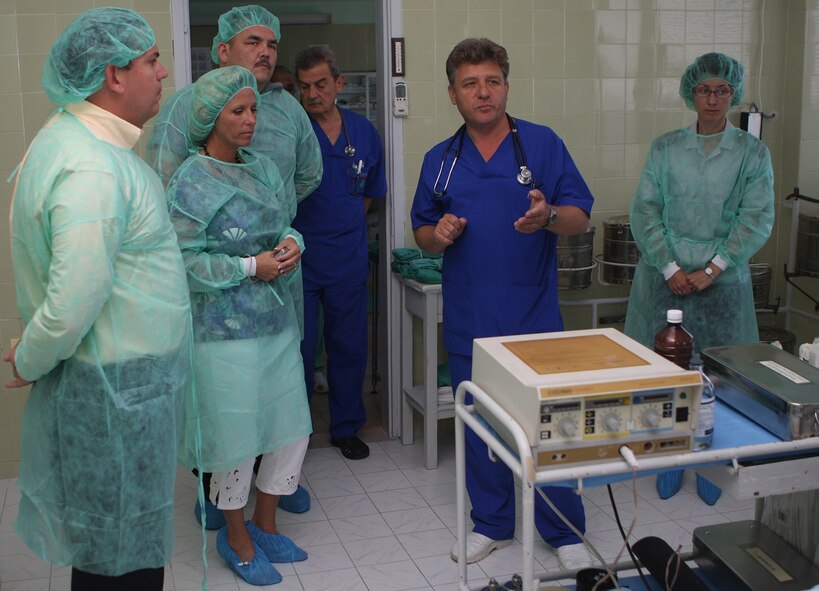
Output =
[
  {"x1": 591, "y1": 466, "x2": 638, "y2": 591},
  {"x1": 605, "y1": 479, "x2": 651, "y2": 591},
  {"x1": 665, "y1": 544, "x2": 683, "y2": 591}
]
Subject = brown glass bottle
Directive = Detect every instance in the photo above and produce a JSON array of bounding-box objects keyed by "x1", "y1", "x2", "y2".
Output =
[{"x1": 653, "y1": 309, "x2": 694, "y2": 369}]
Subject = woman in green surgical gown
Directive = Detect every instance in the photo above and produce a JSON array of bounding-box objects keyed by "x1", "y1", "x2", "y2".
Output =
[
  {"x1": 625, "y1": 52, "x2": 774, "y2": 354},
  {"x1": 624, "y1": 52, "x2": 775, "y2": 504},
  {"x1": 167, "y1": 66, "x2": 312, "y2": 587}
]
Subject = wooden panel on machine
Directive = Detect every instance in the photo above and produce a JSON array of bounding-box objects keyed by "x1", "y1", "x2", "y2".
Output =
[{"x1": 503, "y1": 333, "x2": 650, "y2": 375}]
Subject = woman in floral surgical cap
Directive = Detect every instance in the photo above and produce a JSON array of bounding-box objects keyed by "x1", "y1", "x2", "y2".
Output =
[{"x1": 167, "y1": 65, "x2": 312, "y2": 586}]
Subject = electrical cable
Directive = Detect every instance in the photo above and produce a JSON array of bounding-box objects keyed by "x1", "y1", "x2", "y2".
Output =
[
  {"x1": 536, "y1": 487, "x2": 610, "y2": 572},
  {"x1": 535, "y1": 444, "x2": 650, "y2": 590},
  {"x1": 591, "y1": 466, "x2": 639, "y2": 591},
  {"x1": 618, "y1": 444, "x2": 639, "y2": 469},
  {"x1": 665, "y1": 544, "x2": 683, "y2": 591},
  {"x1": 605, "y1": 481, "x2": 652, "y2": 591}
]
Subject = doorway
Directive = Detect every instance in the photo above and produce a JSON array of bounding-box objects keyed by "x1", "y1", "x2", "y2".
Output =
[{"x1": 169, "y1": 0, "x2": 407, "y2": 443}]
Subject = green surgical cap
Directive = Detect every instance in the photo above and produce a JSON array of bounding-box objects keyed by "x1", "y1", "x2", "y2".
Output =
[
  {"x1": 41, "y1": 7, "x2": 155, "y2": 106},
  {"x1": 210, "y1": 5, "x2": 281, "y2": 64},
  {"x1": 679, "y1": 52, "x2": 744, "y2": 109},
  {"x1": 189, "y1": 66, "x2": 261, "y2": 146}
]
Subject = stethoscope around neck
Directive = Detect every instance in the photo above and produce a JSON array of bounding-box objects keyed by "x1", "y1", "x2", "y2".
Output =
[
  {"x1": 432, "y1": 113, "x2": 533, "y2": 200},
  {"x1": 338, "y1": 105, "x2": 356, "y2": 158}
]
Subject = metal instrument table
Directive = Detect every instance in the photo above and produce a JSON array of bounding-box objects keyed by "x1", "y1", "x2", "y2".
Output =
[{"x1": 454, "y1": 380, "x2": 819, "y2": 591}]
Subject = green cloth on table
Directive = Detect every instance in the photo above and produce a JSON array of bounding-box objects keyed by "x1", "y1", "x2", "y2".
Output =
[
  {"x1": 437, "y1": 363, "x2": 451, "y2": 388},
  {"x1": 391, "y1": 248, "x2": 443, "y2": 284}
]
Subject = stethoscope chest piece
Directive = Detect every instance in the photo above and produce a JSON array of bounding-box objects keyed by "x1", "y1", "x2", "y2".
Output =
[
  {"x1": 339, "y1": 106, "x2": 357, "y2": 158},
  {"x1": 516, "y1": 166, "x2": 532, "y2": 187}
]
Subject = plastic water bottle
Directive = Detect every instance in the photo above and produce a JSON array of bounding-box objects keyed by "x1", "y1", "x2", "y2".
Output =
[
  {"x1": 691, "y1": 354, "x2": 714, "y2": 449},
  {"x1": 653, "y1": 309, "x2": 694, "y2": 370}
]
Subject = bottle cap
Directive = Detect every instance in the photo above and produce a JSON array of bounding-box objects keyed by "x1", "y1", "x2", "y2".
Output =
[
  {"x1": 689, "y1": 353, "x2": 702, "y2": 368},
  {"x1": 667, "y1": 309, "x2": 683, "y2": 323}
]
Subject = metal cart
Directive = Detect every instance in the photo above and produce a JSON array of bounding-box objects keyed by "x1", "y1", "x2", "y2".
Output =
[{"x1": 454, "y1": 381, "x2": 819, "y2": 591}]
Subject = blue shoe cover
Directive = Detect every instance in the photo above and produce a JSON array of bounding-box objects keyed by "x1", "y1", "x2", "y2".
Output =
[
  {"x1": 656, "y1": 470, "x2": 684, "y2": 499},
  {"x1": 194, "y1": 498, "x2": 227, "y2": 530},
  {"x1": 696, "y1": 473, "x2": 722, "y2": 506},
  {"x1": 216, "y1": 527, "x2": 282, "y2": 586},
  {"x1": 246, "y1": 520, "x2": 308, "y2": 562},
  {"x1": 278, "y1": 485, "x2": 311, "y2": 513}
]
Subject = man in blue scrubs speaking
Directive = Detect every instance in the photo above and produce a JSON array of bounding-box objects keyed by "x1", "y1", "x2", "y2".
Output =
[
  {"x1": 294, "y1": 46, "x2": 387, "y2": 460},
  {"x1": 411, "y1": 38, "x2": 595, "y2": 570}
]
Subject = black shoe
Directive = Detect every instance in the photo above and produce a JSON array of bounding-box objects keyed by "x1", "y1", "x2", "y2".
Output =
[{"x1": 331, "y1": 436, "x2": 370, "y2": 460}]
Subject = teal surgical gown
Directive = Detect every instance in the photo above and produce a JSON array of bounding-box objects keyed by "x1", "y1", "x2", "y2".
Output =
[
  {"x1": 167, "y1": 150, "x2": 312, "y2": 473},
  {"x1": 10, "y1": 110, "x2": 192, "y2": 576},
  {"x1": 624, "y1": 126, "x2": 774, "y2": 352}
]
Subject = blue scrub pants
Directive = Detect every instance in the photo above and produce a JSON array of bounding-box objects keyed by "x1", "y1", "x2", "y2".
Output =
[
  {"x1": 301, "y1": 279, "x2": 368, "y2": 439},
  {"x1": 450, "y1": 353, "x2": 585, "y2": 546}
]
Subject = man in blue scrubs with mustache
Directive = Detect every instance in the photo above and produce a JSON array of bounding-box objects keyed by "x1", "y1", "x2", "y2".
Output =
[{"x1": 293, "y1": 46, "x2": 387, "y2": 461}]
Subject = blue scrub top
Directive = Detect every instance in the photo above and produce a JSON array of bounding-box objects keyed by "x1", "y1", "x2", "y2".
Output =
[
  {"x1": 411, "y1": 118, "x2": 594, "y2": 355},
  {"x1": 294, "y1": 107, "x2": 387, "y2": 285}
]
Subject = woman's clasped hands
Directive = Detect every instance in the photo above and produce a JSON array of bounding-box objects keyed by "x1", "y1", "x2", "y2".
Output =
[
  {"x1": 667, "y1": 266, "x2": 718, "y2": 296},
  {"x1": 255, "y1": 236, "x2": 301, "y2": 280}
]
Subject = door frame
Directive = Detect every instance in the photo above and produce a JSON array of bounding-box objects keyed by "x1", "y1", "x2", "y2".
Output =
[{"x1": 375, "y1": 0, "x2": 406, "y2": 438}]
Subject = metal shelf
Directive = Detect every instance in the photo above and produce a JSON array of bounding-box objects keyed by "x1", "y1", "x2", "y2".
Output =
[{"x1": 339, "y1": 71, "x2": 377, "y2": 123}]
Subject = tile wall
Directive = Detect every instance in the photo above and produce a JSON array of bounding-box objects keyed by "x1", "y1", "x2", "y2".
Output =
[{"x1": 401, "y1": 0, "x2": 819, "y2": 338}]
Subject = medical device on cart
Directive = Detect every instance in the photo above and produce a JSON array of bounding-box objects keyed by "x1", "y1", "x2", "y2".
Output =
[
  {"x1": 471, "y1": 328, "x2": 703, "y2": 467},
  {"x1": 702, "y1": 342, "x2": 819, "y2": 440}
]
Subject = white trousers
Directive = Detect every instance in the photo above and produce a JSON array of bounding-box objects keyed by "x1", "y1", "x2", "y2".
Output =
[{"x1": 209, "y1": 436, "x2": 309, "y2": 510}]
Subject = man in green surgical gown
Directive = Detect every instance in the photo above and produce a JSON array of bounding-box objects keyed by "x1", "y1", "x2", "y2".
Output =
[{"x1": 4, "y1": 8, "x2": 192, "y2": 589}]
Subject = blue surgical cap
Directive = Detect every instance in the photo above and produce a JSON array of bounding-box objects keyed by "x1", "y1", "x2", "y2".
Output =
[
  {"x1": 41, "y1": 7, "x2": 155, "y2": 106},
  {"x1": 210, "y1": 5, "x2": 281, "y2": 64},
  {"x1": 679, "y1": 52, "x2": 744, "y2": 109},
  {"x1": 189, "y1": 66, "x2": 261, "y2": 146}
]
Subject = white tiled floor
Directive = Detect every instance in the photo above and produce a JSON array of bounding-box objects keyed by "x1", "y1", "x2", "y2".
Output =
[{"x1": 0, "y1": 429, "x2": 755, "y2": 591}]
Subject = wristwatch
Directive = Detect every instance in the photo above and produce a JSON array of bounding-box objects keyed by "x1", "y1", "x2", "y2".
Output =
[
  {"x1": 704, "y1": 266, "x2": 714, "y2": 278},
  {"x1": 544, "y1": 205, "x2": 558, "y2": 229}
]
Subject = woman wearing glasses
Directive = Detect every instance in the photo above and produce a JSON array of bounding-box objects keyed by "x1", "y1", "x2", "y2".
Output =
[
  {"x1": 625, "y1": 51, "x2": 774, "y2": 363},
  {"x1": 624, "y1": 53, "x2": 774, "y2": 500}
]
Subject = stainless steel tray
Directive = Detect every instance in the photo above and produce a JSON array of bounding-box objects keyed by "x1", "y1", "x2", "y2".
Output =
[{"x1": 701, "y1": 343, "x2": 819, "y2": 440}]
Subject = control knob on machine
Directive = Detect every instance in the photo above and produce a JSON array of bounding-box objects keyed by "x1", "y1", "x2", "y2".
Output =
[
  {"x1": 641, "y1": 408, "x2": 662, "y2": 428},
  {"x1": 556, "y1": 417, "x2": 578, "y2": 437},
  {"x1": 602, "y1": 412, "x2": 622, "y2": 432}
]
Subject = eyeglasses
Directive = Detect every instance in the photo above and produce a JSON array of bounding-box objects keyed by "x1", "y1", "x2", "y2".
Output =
[{"x1": 693, "y1": 85, "x2": 734, "y2": 99}]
